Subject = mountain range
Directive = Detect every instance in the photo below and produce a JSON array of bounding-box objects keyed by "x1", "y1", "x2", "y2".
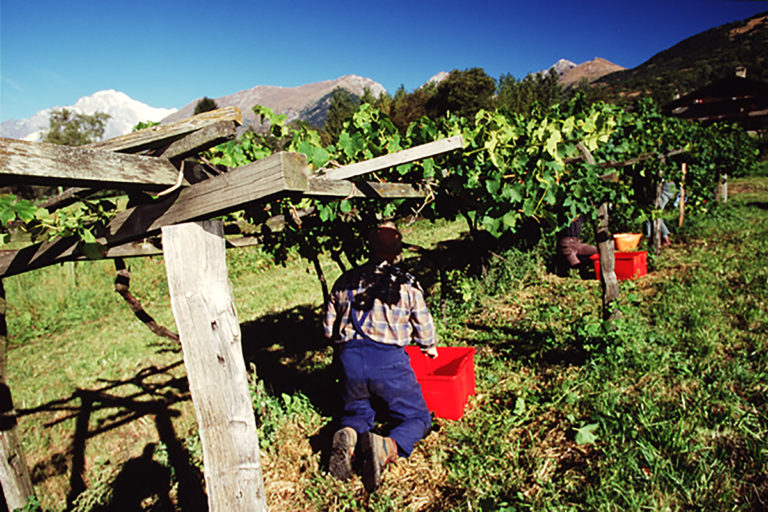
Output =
[
  {"x1": 0, "y1": 63, "x2": 615, "y2": 143},
  {"x1": 162, "y1": 74, "x2": 386, "y2": 130},
  {"x1": 554, "y1": 58, "x2": 626, "y2": 88},
  {"x1": 3, "y1": 11, "x2": 765, "y2": 142},
  {"x1": 595, "y1": 11, "x2": 767, "y2": 102}
]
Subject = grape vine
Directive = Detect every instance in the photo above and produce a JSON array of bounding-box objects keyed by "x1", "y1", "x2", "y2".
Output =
[{"x1": 1, "y1": 96, "x2": 757, "y2": 297}]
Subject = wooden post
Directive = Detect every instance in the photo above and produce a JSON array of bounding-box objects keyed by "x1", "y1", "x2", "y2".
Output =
[
  {"x1": 162, "y1": 221, "x2": 267, "y2": 512},
  {"x1": 652, "y1": 165, "x2": 665, "y2": 253},
  {"x1": 596, "y1": 203, "x2": 621, "y2": 321},
  {"x1": 679, "y1": 163, "x2": 686, "y2": 228},
  {"x1": 577, "y1": 142, "x2": 620, "y2": 320},
  {"x1": 0, "y1": 281, "x2": 36, "y2": 510},
  {"x1": 719, "y1": 172, "x2": 728, "y2": 203}
]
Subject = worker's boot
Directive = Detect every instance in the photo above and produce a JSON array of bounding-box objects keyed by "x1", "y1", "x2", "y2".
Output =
[
  {"x1": 329, "y1": 426, "x2": 357, "y2": 481},
  {"x1": 359, "y1": 431, "x2": 398, "y2": 493}
]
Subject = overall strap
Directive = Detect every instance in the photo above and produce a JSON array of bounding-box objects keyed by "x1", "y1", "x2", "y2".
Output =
[{"x1": 348, "y1": 289, "x2": 375, "y2": 342}]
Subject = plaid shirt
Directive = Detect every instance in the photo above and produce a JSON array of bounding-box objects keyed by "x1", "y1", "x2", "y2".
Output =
[{"x1": 324, "y1": 260, "x2": 436, "y2": 350}]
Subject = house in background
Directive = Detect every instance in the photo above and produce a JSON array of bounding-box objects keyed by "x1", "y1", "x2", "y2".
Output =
[{"x1": 663, "y1": 67, "x2": 768, "y2": 132}]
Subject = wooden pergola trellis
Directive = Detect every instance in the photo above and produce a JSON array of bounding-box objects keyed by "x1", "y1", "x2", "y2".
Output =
[{"x1": 0, "y1": 107, "x2": 463, "y2": 511}]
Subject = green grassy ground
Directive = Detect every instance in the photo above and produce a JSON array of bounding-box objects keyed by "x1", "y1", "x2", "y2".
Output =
[{"x1": 4, "y1": 181, "x2": 767, "y2": 511}]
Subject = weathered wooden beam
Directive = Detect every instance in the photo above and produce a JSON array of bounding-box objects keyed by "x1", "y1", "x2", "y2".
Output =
[
  {"x1": 0, "y1": 138, "x2": 181, "y2": 190},
  {"x1": 163, "y1": 220, "x2": 267, "y2": 512},
  {"x1": 0, "y1": 152, "x2": 309, "y2": 277},
  {"x1": 88, "y1": 106, "x2": 242, "y2": 154},
  {"x1": 148, "y1": 120, "x2": 237, "y2": 161},
  {"x1": 0, "y1": 135, "x2": 465, "y2": 276},
  {"x1": 307, "y1": 178, "x2": 426, "y2": 198},
  {"x1": 38, "y1": 116, "x2": 238, "y2": 212},
  {"x1": 67, "y1": 235, "x2": 263, "y2": 260},
  {"x1": 104, "y1": 152, "x2": 307, "y2": 241},
  {"x1": 39, "y1": 187, "x2": 93, "y2": 211},
  {"x1": 563, "y1": 147, "x2": 687, "y2": 169},
  {"x1": 319, "y1": 135, "x2": 463, "y2": 181}
]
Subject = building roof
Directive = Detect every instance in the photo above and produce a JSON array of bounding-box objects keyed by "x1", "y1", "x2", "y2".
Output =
[{"x1": 663, "y1": 75, "x2": 768, "y2": 128}]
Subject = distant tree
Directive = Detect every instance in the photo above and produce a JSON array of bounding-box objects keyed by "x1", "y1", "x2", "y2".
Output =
[
  {"x1": 360, "y1": 87, "x2": 393, "y2": 116},
  {"x1": 42, "y1": 108, "x2": 110, "y2": 146},
  {"x1": 565, "y1": 78, "x2": 608, "y2": 106},
  {"x1": 359, "y1": 87, "x2": 377, "y2": 106},
  {"x1": 194, "y1": 96, "x2": 219, "y2": 115},
  {"x1": 390, "y1": 85, "x2": 434, "y2": 133},
  {"x1": 496, "y1": 69, "x2": 562, "y2": 115},
  {"x1": 321, "y1": 88, "x2": 361, "y2": 143},
  {"x1": 426, "y1": 68, "x2": 496, "y2": 120}
]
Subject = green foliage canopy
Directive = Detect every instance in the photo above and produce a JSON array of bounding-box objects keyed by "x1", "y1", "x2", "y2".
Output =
[
  {"x1": 496, "y1": 69, "x2": 562, "y2": 116},
  {"x1": 321, "y1": 88, "x2": 361, "y2": 143},
  {"x1": 426, "y1": 68, "x2": 496, "y2": 120},
  {"x1": 42, "y1": 108, "x2": 110, "y2": 146}
]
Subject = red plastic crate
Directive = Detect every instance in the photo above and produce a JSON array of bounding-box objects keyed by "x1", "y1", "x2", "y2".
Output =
[
  {"x1": 590, "y1": 251, "x2": 647, "y2": 281},
  {"x1": 405, "y1": 346, "x2": 476, "y2": 420}
]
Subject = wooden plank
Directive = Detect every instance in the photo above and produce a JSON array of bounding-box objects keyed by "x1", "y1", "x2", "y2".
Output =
[
  {"x1": 564, "y1": 148, "x2": 687, "y2": 169},
  {"x1": 163, "y1": 221, "x2": 267, "y2": 512},
  {"x1": 39, "y1": 186, "x2": 92, "y2": 211},
  {"x1": 88, "y1": 106, "x2": 242, "y2": 154},
  {"x1": 307, "y1": 178, "x2": 426, "y2": 198},
  {"x1": 0, "y1": 151, "x2": 309, "y2": 278},
  {"x1": 0, "y1": 281, "x2": 36, "y2": 510},
  {"x1": 148, "y1": 120, "x2": 237, "y2": 161},
  {"x1": 0, "y1": 138, "x2": 181, "y2": 189},
  {"x1": 39, "y1": 118, "x2": 237, "y2": 212},
  {"x1": 69, "y1": 235, "x2": 262, "y2": 259},
  {"x1": 319, "y1": 135, "x2": 463, "y2": 181},
  {"x1": 104, "y1": 151, "x2": 308, "y2": 241}
]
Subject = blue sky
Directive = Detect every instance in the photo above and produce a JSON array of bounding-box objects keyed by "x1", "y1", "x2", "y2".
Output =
[{"x1": 1, "y1": 0, "x2": 766, "y2": 122}]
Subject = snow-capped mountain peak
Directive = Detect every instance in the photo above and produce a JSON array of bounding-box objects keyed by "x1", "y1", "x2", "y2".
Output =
[
  {"x1": 550, "y1": 59, "x2": 578, "y2": 75},
  {"x1": 0, "y1": 90, "x2": 177, "y2": 142}
]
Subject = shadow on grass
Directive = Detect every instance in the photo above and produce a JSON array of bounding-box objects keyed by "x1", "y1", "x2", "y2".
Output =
[
  {"x1": 16, "y1": 361, "x2": 207, "y2": 511},
  {"x1": 746, "y1": 200, "x2": 768, "y2": 210},
  {"x1": 240, "y1": 304, "x2": 339, "y2": 419},
  {"x1": 459, "y1": 321, "x2": 589, "y2": 366}
]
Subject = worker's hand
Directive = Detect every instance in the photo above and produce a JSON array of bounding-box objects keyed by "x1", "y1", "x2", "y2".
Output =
[{"x1": 425, "y1": 346, "x2": 438, "y2": 359}]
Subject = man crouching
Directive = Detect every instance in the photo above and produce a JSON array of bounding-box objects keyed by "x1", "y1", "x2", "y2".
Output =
[{"x1": 323, "y1": 222, "x2": 438, "y2": 493}]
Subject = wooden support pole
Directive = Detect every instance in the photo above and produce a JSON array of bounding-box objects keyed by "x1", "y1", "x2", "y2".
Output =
[
  {"x1": 719, "y1": 172, "x2": 728, "y2": 203},
  {"x1": 653, "y1": 175, "x2": 664, "y2": 253},
  {"x1": 596, "y1": 203, "x2": 621, "y2": 321},
  {"x1": 0, "y1": 280, "x2": 36, "y2": 510},
  {"x1": 577, "y1": 142, "x2": 620, "y2": 320},
  {"x1": 679, "y1": 163, "x2": 687, "y2": 228},
  {"x1": 162, "y1": 220, "x2": 266, "y2": 512}
]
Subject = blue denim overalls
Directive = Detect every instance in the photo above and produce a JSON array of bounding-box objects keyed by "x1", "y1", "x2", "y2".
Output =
[{"x1": 337, "y1": 290, "x2": 431, "y2": 457}]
